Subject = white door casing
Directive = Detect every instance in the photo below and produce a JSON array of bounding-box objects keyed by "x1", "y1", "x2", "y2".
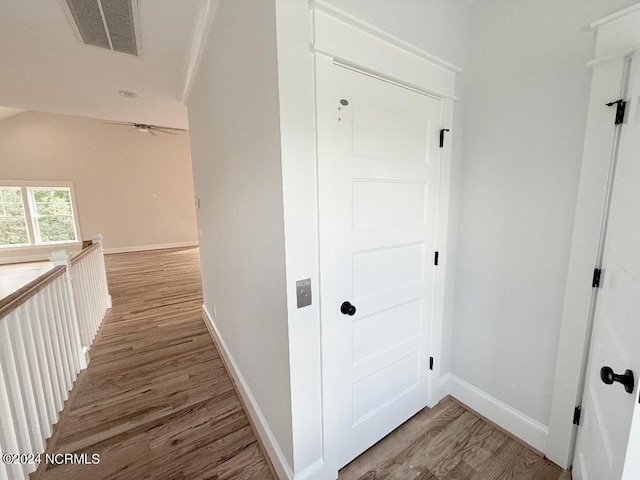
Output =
[
  {"x1": 322, "y1": 65, "x2": 444, "y2": 468},
  {"x1": 621, "y1": 402, "x2": 640, "y2": 480},
  {"x1": 572, "y1": 54, "x2": 640, "y2": 480},
  {"x1": 312, "y1": 5, "x2": 459, "y2": 477},
  {"x1": 546, "y1": 5, "x2": 640, "y2": 468}
]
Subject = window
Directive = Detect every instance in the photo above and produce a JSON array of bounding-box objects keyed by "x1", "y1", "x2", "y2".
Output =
[
  {"x1": 0, "y1": 187, "x2": 30, "y2": 247},
  {"x1": 29, "y1": 188, "x2": 78, "y2": 244},
  {"x1": 0, "y1": 182, "x2": 81, "y2": 248}
]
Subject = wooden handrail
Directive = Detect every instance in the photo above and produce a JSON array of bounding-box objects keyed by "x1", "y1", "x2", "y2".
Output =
[
  {"x1": 70, "y1": 241, "x2": 100, "y2": 266},
  {"x1": 0, "y1": 266, "x2": 66, "y2": 320}
]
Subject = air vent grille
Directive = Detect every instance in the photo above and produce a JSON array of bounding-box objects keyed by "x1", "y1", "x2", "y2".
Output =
[
  {"x1": 102, "y1": 0, "x2": 137, "y2": 55},
  {"x1": 64, "y1": 0, "x2": 139, "y2": 56}
]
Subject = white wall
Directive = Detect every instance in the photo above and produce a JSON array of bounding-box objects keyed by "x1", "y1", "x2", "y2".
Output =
[
  {"x1": 0, "y1": 110, "x2": 197, "y2": 259},
  {"x1": 452, "y1": 0, "x2": 640, "y2": 429},
  {"x1": 186, "y1": 0, "x2": 294, "y2": 473},
  {"x1": 325, "y1": 0, "x2": 469, "y2": 68}
]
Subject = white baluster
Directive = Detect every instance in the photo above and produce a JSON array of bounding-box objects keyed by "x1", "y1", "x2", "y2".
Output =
[
  {"x1": 47, "y1": 284, "x2": 72, "y2": 393},
  {"x1": 6, "y1": 310, "x2": 43, "y2": 456},
  {"x1": 78, "y1": 263, "x2": 91, "y2": 347},
  {"x1": 92, "y1": 234, "x2": 112, "y2": 309},
  {"x1": 50, "y1": 251, "x2": 86, "y2": 372},
  {"x1": 53, "y1": 280, "x2": 75, "y2": 386},
  {"x1": 18, "y1": 303, "x2": 49, "y2": 442},
  {"x1": 0, "y1": 357, "x2": 28, "y2": 479},
  {"x1": 34, "y1": 294, "x2": 62, "y2": 415},
  {"x1": 56, "y1": 280, "x2": 78, "y2": 378},
  {"x1": 82, "y1": 260, "x2": 95, "y2": 342},
  {"x1": 70, "y1": 265, "x2": 88, "y2": 353},
  {"x1": 81, "y1": 263, "x2": 91, "y2": 344},
  {"x1": 0, "y1": 317, "x2": 34, "y2": 461},
  {"x1": 91, "y1": 253, "x2": 101, "y2": 336},
  {"x1": 27, "y1": 299, "x2": 56, "y2": 431},
  {"x1": 41, "y1": 288, "x2": 66, "y2": 411},
  {"x1": 59, "y1": 278, "x2": 82, "y2": 373}
]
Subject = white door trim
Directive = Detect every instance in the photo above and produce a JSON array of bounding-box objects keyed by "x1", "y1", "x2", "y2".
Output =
[
  {"x1": 311, "y1": 4, "x2": 458, "y2": 476},
  {"x1": 309, "y1": 0, "x2": 462, "y2": 75},
  {"x1": 546, "y1": 6, "x2": 640, "y2": 468}
]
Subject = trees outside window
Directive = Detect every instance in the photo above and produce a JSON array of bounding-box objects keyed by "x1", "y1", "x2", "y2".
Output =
[{"x1": 0, "y1": 183, "x2": 80, "y2": 248}]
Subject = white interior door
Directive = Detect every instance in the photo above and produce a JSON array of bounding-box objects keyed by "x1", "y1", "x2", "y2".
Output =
[
  {"x1": 320, "y1": 64, "x2": 443, "y2": 468},
  {"x1": 622, "y1": 403, "x2": 640, "y2": 479},
  {"x1": 573, "y1": 56, "x2": 640, "y2": 480}
]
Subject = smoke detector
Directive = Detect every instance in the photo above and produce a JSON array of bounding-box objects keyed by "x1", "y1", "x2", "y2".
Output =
[{"x1": 62, "y1": 0, "x2": 141, "y2": 56}]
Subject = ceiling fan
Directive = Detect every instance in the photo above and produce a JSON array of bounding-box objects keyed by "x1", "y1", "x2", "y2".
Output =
[{"x1": 104, "y1": 121, "x2": 185, "y2": 135}]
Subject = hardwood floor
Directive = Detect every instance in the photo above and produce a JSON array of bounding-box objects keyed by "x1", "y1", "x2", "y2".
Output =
[
  {"x1": 34, "y1": 247, "x2": 273, "y2": 480},
  {"x1": 339, "y1": 397, "x2": 571, "y2": 480},
  {"x1": 0, "y1": 261, "x2": 53, "y2": 299},
  {"x1": 32, "y1": 246, "x2": 570, "y2": 480}
]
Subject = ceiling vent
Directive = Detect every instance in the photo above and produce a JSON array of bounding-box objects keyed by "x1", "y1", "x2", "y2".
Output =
[{"x1": 63, "y1": 0, "x2": 140, "y2": 56}]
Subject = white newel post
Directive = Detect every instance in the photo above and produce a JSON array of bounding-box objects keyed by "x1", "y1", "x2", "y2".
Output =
[
  {"x1": 91, "y1": 234, "x2": 112, "y2": 309},
  {"x1": 49, "y1": 250, "x2": 88, "y2": 370}
]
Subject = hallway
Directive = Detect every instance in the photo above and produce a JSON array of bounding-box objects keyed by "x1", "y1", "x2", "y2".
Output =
[{"x1": 34, "y1": 247, "x2": 273, "y2": 479}]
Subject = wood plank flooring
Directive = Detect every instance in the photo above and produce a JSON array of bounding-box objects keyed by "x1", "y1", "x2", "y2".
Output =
[
  {"x1": 0, "y1": 261, "x2": 53, "y2": 299},
  {"x1": 32, "y1": 246, "x2": 570, "y2": 480},
  {"x1": 34, "y1": 247, "x2": 273, "y2": 480},
  {"x1": 339, "y1": 397, "x2": 571, "y2": 480}
]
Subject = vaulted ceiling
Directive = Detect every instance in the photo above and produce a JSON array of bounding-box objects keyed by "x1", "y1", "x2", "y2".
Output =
[{"x1": 0, "y1": 0, "x2": 203, "y2": 128}]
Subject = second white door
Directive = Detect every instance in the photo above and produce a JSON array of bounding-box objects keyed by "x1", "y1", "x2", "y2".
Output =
[
  {"x1": 320, "y1": 65, "x2": 444, "y2": 468},
  {"x1": 573, "y1": 55, "x2": 640, "y2": 480}
]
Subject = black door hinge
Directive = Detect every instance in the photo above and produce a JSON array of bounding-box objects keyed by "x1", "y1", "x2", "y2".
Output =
[
  {"x1": 439, "y1": 129, "x2": 450, "y2": 148},
  {"x1": 429, "y1": 357, "x2": 434, "y2": 370},
  {"x1": 592, "y1": 268, "x2": 602, "y2": 288},
  {"x1": 434, "y1": 251, "x2": 439, "y2": 266},
  {"x1": 573, "y1": 406, "x2": 581, "y2": 426},
  {"x1": 606, "y1": 99, "x2": 627, "y2": 125}
]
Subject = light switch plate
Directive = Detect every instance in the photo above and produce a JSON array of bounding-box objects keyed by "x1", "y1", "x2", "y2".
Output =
[{"x1": 296, "y1": 278, "x2": 312, "y2": 308}]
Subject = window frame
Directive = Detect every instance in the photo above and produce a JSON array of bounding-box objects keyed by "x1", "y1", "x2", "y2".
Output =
[
  {"x1": 0, "y1": 185, "x2": 31, "y2": 248},
  {"x1": 0, "y1": 180, "x2": 82, "y2": 250}
]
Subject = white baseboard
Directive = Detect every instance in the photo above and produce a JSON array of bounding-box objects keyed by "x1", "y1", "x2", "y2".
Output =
[
  {"x1": 295, "y1": 458, "x2": 328, "y2": 480},
  {"x1": 202, "y1": 305, "x2": 294, "y2": 480},
  {"x1": 438, "y1": 372, "x2": 452, "y2": 398},
  {"x1": 443, "y1": 373, "x2": 549, "y2": 452},
  {"x1": 103, "y1": 241, "x2": 199, "y2": 254},
  {"x1": 0, "y1": 244, "x2": 82, "y2": 264}
]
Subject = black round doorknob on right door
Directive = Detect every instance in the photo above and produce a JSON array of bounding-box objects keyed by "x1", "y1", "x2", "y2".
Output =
[
  {"x1": 340, "y1": 301, "x2": 356, "y2": 316},
  {"x1": 600, "y1": 366, "x2": 635, "y2": 394}
]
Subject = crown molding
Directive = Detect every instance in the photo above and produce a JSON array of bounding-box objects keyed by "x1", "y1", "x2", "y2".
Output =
[
  {"x1": 177, "y1": 0, "x2": 219, "y2": 103},
  {"x1": 590, "y1": 2, "x2": 640, "y2": 29},
  {"x1": 310, "y1": 0, "x2": 462, "y2": 74}
]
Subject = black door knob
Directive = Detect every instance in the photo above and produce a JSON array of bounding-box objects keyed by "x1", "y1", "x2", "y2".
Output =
[
  {"x1": 600, "y1": 366, "x2": 635, "y2": 394},
  {"x1": 340, "y1": 301, "x2": 356, "y2": 316}
]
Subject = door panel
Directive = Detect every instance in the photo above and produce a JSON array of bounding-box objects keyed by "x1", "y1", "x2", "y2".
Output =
[
  {"x1": 352, "y1": 243, "x2": 424, "y2": 298},
  {"x1": 325, "y1": 65, "x2": 443, "y2": 468},
  {"x1": 349, "y1": 79, "x2": 432, "y2": 163},
  {"x1": 352, "y1": 352, "x2": 420, "y2": 424},
  {"x1": 574, "y1": 55, "x2": 640, "y2": 480},
  {"x1": 352, "y1": 299, "x2": 423, "y2": 363},
  {"x1": 352, "y1": 180, "x2": 426, "y2": 228}
]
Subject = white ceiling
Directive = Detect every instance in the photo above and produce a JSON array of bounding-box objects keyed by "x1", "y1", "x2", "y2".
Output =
[{"x1": 0, "y1": 0, "x2": 201, "y2": 128}]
